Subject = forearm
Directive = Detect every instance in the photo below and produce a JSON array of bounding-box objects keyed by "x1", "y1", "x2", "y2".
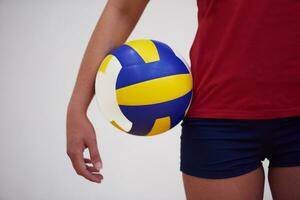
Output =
[{"x1": 68, "y1": 0, "x2": 149, "y2": 116}]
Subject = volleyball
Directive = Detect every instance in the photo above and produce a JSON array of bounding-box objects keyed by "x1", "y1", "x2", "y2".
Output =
[{"x1": 95, "y1": 39, "x2": 193, "y2": 136}]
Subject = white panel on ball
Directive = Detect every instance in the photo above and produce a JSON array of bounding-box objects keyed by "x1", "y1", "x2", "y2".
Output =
[{"x1": 95, "y1": 55, "x2": 132, "y2": 132}]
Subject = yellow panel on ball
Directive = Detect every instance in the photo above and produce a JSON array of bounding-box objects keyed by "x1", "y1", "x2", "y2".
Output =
[
  {"x1": 98, "y1": 54, "x2": 113, "y2": 73},
  {"x1": 110, "y1": 120, "x2": 126, "y2": 132},
  {"x1": 147, "y1": 116, "x2": 171, "y2": 136},
  {"x1": 116, "y1": 74, "x2": 192, "y2": 106},
  {"x1": 125, "y1": 39, "x2": 160, "y2": 63}
]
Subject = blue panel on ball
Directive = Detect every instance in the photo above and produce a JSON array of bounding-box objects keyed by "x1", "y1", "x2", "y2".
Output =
[
  {"x1": 110, "y1": 45, "x2": 145, "y2": 67},
  {"x1": 116, "y1": 61, "x2": 190, "y2": 89},
  {"x1": 151, "y1": 40, "x2": 188, "y2": 73},
  {"x1": 119, "y1": 91, "x2": 192, "y2": 135},
  {"x1": 116, "y1": 43, "x2": 189, "y2": 89},
  {"x1": 151, "y1": 40, "x2": 175, "y2": 59}
]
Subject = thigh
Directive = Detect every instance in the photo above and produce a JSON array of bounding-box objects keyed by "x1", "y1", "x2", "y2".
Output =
[
  {"x1": 182, "y1": 166, "x2": 265, "y2": 200},
  {"x1": 267, "y1": 116, "x2": 300, "y2": 199},
  {"x1": 268, "y1": 166, "x2": 300, "y2": 200}
]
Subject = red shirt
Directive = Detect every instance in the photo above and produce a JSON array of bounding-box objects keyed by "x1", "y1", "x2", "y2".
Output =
[{"x1": 186, "y1": 0, "x2": 300, "y2": 119}]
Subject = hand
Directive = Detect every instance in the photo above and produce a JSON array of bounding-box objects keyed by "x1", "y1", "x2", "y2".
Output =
[{"x1": 66, "y1": 109, "x2": 103, "y2": 183}]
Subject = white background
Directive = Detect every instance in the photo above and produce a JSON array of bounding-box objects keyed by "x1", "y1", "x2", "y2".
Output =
[{"x1": 0, "y1": 0, "x2": 272, "y2": 199}]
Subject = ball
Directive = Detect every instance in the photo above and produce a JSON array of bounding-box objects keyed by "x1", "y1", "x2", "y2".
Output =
[{"x1": 95, "y1": 39, "x2": 193, "y2": 136}]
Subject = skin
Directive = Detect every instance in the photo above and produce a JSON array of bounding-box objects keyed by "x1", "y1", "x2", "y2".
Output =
[
  {"x1": 66, "y1": 1, "x2": 300, "y2": 199},
  {"x1": 66, "y1": 0, "x2": 150, "y2": 183},
  {"x1": 268, "y1": 166, "x2": 300, "y2": 200},
  {"x1": 183, "y1": 166, "x2": 265, "y2": 200},
  {"x1": 183, "y1": 166, "x2": 300, "y2": 200}
]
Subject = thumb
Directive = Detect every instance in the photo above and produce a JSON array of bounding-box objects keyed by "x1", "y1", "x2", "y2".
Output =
[{"x1": 88, "y1": 139, "x2": 102, "y2": 171}]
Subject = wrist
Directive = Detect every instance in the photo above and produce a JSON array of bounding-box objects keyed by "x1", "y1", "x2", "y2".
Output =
[{"x1": 67, "y1": 101, "x2": 87, "y2": 118}]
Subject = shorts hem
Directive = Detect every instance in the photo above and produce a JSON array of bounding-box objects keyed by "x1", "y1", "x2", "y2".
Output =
[
  {"x1": 269, "y1": 161, "x2": 300, "y2": 168},
  {"x1": 180, "y1": 163, "x2": 262, "y2": 179}
]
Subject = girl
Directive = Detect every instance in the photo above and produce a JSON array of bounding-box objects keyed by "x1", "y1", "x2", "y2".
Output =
[{"x1": 67, "y1": 0, "x2": 300, "y2": 199}]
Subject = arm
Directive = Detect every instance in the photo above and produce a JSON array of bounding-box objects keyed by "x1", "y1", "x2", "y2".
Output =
[{"x1": 66, "y1": 0, "x2": 149, "y2": 183}]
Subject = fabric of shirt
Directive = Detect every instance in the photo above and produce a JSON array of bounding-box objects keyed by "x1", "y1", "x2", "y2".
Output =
[{"x1": 186, "y1": 0, "x2": 300, "y2": 119}]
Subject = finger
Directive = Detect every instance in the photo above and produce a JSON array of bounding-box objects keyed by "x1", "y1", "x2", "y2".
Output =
[
  {"x1": 86, "y1": 165, "x2": 100, "y2": 173},
  {"x1": 90, "y1": 171, "x2": 103, "y2": 181},
  {"x1": 71, "y1": 152, "x2": 102, "y2": 183},
  {"x1": 84, "y1": 158, "x2": 92, "y2": 163},
  {"x1": 77, "y1": 159, "x2": 102, "y2": 183},
  {"x1": 93, "y1": 174, "x2": 103, "y2": 181},
  {"x1": 87, "y1": 139, "x2": 102, "y2": 171}
]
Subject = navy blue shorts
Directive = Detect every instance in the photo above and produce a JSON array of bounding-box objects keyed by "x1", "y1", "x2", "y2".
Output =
[{"x1": 180, "y1": 116, "x2": 300, "y2": 179}]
